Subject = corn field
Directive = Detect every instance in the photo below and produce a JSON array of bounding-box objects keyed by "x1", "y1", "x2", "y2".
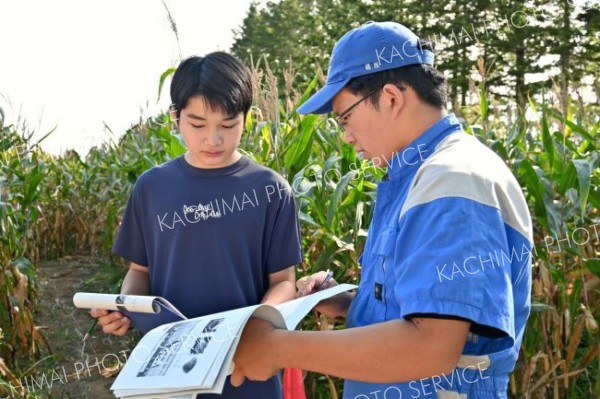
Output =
[{"x1": 0, "y1": 65, "x2": 599, "y2": 398}]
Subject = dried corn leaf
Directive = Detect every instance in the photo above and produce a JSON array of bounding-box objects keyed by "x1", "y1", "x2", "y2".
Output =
[
  {"x1": 31, "y1": 326, "x2": 51, "y2": 355},
  {"x1": 578, "y1": 344, "x2": 599, "y2": 370},
  {"x1": 529, "y1": 359, "x2": 564, "y2": 394},
  {"x1": 325, "y1": 374, "x2": 338, "y2": 399},
  {"x1": 565, "y1": 315, "x2": 585, "y2": 369},
  {"x1": 12, "y1": 267, "x2": 28, "y2": 308},
  {"x1": 581, "y1": 304, "x2": 598, "y2": 333},
  {"x1": 0, "y1": 358, "x2": 25, "y2": 396}
]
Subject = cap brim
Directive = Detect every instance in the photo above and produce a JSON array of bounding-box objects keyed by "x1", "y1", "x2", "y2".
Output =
[{"x1": 297, "y1": 79, "x2": 349, "y2": 115}]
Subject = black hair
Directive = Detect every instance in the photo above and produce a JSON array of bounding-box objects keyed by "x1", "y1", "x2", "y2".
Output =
[
  {"x1": 346, "y1": 40, "x2": 448, "y2": 109},
  {"x1": 170, "y1": 52, "x2": 253, "y2": 120}
]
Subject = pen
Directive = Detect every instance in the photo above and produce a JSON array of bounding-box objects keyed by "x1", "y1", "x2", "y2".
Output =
[
  {"x1": 316, "y1": 269, "x2": 334, "y2": 291},
  {"x1": 84, "y1": 317, "x2": 100, "y2": 342},
  {"x1": 83, "y1": 277, "x2": 123, "y2": 341}
]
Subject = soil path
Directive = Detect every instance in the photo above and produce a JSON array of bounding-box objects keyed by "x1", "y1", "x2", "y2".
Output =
[{"x1": 30, "y1": 256, "x2": 138, "y2": 398}]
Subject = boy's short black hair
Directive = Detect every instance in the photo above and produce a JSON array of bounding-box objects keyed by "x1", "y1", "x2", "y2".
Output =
[
  {"x1": 346, "y1": 40, "x2": 448, "y2": 109},
  {"x1": 170, "y1": 52, "x2": 253, "y2": 120}
]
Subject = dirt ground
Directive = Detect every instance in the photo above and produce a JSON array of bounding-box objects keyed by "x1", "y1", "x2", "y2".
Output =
[{"x1": 28, "y1": 256, "x2": 139, "y2": 398}]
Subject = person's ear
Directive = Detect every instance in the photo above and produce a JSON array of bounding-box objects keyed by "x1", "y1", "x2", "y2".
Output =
[
  {"x1": 381, "y1": 83, "x2": 406, "y2": 118},
  {"x1": 169, "y1": 105, "x2": 179, "y2": 129}
]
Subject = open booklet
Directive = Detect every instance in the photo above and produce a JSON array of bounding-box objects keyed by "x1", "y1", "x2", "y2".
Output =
[{"x1": 73, "y1": 283, "x2": 356, "y2": 399}]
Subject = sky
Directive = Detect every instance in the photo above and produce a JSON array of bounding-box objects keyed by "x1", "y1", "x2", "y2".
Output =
[
  {"x1": 1, "y1": 1, "x2": 596, "y2": 155},
  {"x1": 0, "y1": 0, "x2": 259, "y2": 155}
]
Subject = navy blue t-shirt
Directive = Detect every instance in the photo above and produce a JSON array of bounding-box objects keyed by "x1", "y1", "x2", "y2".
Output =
[{"x1": 113, "y1": 155, "x2": 303, "y2": 398}]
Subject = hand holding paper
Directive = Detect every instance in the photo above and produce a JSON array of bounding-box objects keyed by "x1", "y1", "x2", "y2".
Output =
[
  {"x1": 230, "y1": 317, "x2": 280, "y2": 387},
  {"x1": 74, "y1": 293, "x2": 187, "y2": 334},
  {"x1": 73, "y1": 284, "x2": 357, "y2": 398},
  {"x1": 89, "y1": 308, "x2": 131, "y2": 337},
  {"x1": 295, "y1": 271, "x2": 354, "y2": 318}
]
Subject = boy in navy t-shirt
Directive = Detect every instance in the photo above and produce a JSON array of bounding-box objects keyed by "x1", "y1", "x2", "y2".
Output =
[{"x1": 91, "y1": 52, "x2": 303, "y2": 398}]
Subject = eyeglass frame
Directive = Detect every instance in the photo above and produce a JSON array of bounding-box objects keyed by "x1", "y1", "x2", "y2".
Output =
[{"x1": 334, "y1": 85, "x2": 406, "y2": 130}]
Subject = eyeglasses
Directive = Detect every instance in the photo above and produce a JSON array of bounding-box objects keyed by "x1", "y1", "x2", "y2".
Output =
[
  {"x1": 334, "y1": 88, "x2": 379, "y2": 130},
  {"x1": 334, "y1": 86, "x2": 406, "y2": 131}
]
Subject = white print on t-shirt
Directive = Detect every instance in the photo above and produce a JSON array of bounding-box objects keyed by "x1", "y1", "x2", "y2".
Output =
[
  {"x1": 183, "y1": 202, "x2": 222, "y2": 222},
  {"x1": 155, "y1": 183, "x2": 290, "y2": 232}
]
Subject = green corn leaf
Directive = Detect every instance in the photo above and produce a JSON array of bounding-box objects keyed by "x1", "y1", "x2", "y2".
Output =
[
  {"x1": 293, "y1": 74, "x2": 319, "y2": 114},
  {"x1": 327, "y1": 170, "x2": 359, "y2": 229},
  {"x1": 158, "y1": 67, "x2": 177, "y2": 103},
  {"x1": 283, "y1": 115, "x2": 318, "y2": 171},
  {"x1": 566, "y1": 119, "x2": 597, "y2": 145},
  {"x1": 530, "y1": 302, "x2": 554, "y2": 313},
  {"x1": 558, "y1": 161, "x2": 577, "y2": 195},
  {"x1": 312, "y1": 244, "x2": 339, "y2": 272},
  {"x1": 34, "y1": 126, "x2": 57, "y2": 147},
  {"x1": 541, "y1": 107, "x2": 554, "y2": 169},
  {"x1": 572, "y1": 159, "x2": 592, "y2": 220},
  {"x1": 298, "y1": 210, "x2": 319, "y2": 228},
  {"x1": 480, "y1": 84, "x2": 488, "y2": 120},
  {"x1": 24, "y1": 166, "x2": 44, "y2": 206},
  {"x1": 584, "y1": 258, "x2": 600, "y2": 278},
  {"x1": 519, "y1": 159, "x2": 550, "y2": 232}
]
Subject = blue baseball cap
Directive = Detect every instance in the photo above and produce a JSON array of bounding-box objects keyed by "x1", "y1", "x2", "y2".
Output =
[{"x1": 298, "y1": 21, "x2": 434, "y2": 115}]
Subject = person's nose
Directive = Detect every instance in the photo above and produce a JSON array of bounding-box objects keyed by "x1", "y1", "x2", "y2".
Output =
[
  {"x1": 204, "y1": 128, "x2": 223, "y2": 146},
  {"x1": 343, "y1": 130, "x2": 355, "y2": 144}
]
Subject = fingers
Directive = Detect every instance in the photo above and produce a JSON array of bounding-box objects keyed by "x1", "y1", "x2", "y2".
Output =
[
  {"x1": 295, "y1": 279, "x2": 314, "y2": 297},
  {"x1": 313, "y1": 297, "x2": 339, "y2": 317},
  {"x1": 90, "y1": 310, "x2": 131, "y2": 336},
  {"x1": 230, "y1": 368, "x2": 245, "y2": 387},
  {"x1": 320, "y1": 278, "x2": 338, "y2": 290},
  {"x1": 102, "y1": 313, "x2": 129, "y2": 334},
  {"x1": 295, "y1": 280, "x2": 316, "y2": 297},
  {"x1": 89, "y1": 308, "x2": 109, "y2": 318},
  {"x1": 296, "y1": 271, "x2": 337, "y2": 297},
  {"x1": 296, "y1": 272, "x2": 324, "y2": 295},
  {"x1": 112, "y1": 318, "x2": 132, "y2": 336}
]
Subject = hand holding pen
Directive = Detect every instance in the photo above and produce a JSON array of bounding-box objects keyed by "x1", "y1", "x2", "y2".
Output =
[
  {"x1": 317, "y1": 269, "x2": 334, "y2": 290},
  {"x1": 296, "y1": 269, "x2": 337, "y2": 297},
  {"x1": 295, "y1": 269, "x2": 352, "y2": 318},
  {"x1": 85, "y1": 278, "x2": 130, "y2": 339}
]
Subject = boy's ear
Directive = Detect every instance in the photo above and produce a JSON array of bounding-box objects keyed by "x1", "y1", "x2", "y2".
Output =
[{"x1": 169, "y1": 107, "x2": 179, "y2": 128}]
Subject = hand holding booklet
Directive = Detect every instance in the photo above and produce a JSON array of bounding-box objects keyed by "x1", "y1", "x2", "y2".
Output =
[
  {"x1": 73, "y1": 284, "x2": 356, "y2": 399},
  {"x1": 73, "y1": 292, "x2": 187, "y2": 334}
]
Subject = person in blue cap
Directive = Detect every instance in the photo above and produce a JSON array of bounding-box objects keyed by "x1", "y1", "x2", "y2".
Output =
[{"x1": 231, "y1": 21, "x2": 533, "y2": 399}]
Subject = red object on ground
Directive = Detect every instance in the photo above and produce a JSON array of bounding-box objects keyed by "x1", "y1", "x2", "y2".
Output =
[{"x1": 283, "y1": 368, "x2": 306, "y2": 399}]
